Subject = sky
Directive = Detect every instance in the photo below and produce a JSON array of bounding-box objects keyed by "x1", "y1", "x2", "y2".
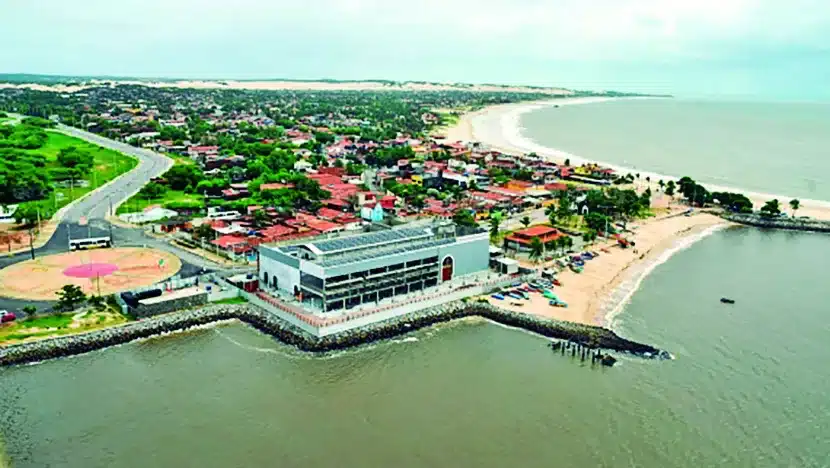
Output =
[{"x1": 2, "y1": 0, "x2": 830, "y2": 99}]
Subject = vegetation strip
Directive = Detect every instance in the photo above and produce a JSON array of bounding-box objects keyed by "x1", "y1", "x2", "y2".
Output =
[{"x1": 0, "y1": 303, "x2": 666, "y2": 367}]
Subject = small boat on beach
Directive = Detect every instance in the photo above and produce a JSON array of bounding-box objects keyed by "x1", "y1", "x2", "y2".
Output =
[
  {"x1": 720, "y1": 298, "x2": 736, "y2": 304},
  {"x1": 491, "y1": 293, "x2": 505, "y2": 300}
]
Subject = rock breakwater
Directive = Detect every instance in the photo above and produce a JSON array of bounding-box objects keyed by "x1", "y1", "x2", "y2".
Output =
[
  {"x1": 722, "y1": 213, "x2": 830, "y2": 233},
  {"x1": 0, "y1": 302, "x2": 667, "y2": 367}
]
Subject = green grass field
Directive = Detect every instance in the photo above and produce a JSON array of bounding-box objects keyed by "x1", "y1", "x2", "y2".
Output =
[
  {"x1": 0, "y1": 309, "x2": 130, "y2": 344},
  {"x1": 115, "y1": 189, "x2": 204, "y2": 215},
  {"x1": 114, "y1": 152, "x2": 203, "y2": 215},
  {"x1": 211, "y1": 296, "x2": 248, "y2": 305},
  {"x1": 21, "y1": 131, "x2": 138, "y2": 212}
]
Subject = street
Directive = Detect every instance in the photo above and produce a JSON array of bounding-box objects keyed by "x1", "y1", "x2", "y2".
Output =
[{"x1": 0, "y1": 122, "x2": 251, "y2": 312}]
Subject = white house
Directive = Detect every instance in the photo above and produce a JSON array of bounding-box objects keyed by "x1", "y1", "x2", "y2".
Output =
[{"x1": 0, "y1": 205, "x2": 18, "y2": 224}]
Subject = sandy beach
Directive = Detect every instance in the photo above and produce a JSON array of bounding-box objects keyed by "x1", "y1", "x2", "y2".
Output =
[
  {"x1": 464, "y1": 97, "x2": 830, "y2": 326},
  {"x1": 445, "y1": 97, "x2": 830, "y2": 221},
  {"x1": 490, "y1": 210, "x2": 727, "y2": 326}
]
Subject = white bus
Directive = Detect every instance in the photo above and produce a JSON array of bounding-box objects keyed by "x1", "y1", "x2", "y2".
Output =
[{"x1": 69, "y1": 236, "x2": 112, "y2": 251}]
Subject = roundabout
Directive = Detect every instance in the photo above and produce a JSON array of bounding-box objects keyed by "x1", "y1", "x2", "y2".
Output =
[{"x1": 0, "y1": 247, "x2": 182, "y2": 301}]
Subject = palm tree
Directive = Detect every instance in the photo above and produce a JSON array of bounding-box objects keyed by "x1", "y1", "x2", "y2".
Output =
[
  {"x1": 789, "y1": 199, "x2": 800, "y2": 217},
  {"x1": 582, "y1": 230, "x2": 597, "y2": 247},
  {"x1": 520, "y1": 216, "x2": 531, "y2": 228},
  {"x1": 761, "y1": 199, "x2": 781, "y2": 217},
  {"x1": 560, "y1": 235, "x2": 573, "y2": 254},
  {"x1": 658, "y1": 179, "x2": 665, "y2": 191},
  {"x1": 545, "y1": 204, "x2": 557, "y2": 225},
  {"x1": 529, "y1": 236, "x2": 544, "y2": 264},
  {"x1": 489, "y1": 214, "x2": 502, "y2": 241}
]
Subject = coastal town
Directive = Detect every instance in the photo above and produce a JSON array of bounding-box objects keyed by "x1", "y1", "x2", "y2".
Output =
[{"x1": 0, "y1": 80, "x2": 821, "y2": 364}]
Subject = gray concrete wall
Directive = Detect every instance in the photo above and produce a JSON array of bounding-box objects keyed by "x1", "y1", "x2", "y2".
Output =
[
  {"x1": 133, "y1": 292, "x2": 208, "y2": 318},
  {"x1": 260, "y1": 251, "x2": 300, "y2": 294},
  {"x1": 437, "y1": 234, "x2": 490, "y2": 278}
]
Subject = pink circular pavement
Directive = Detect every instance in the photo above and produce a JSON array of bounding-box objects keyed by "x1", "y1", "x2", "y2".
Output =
[
  {"x1": 63, "y1": 263, "x2": 120, "y2": 278},
  {"x1": 0, "y1": 247, "x2": 182, "y2": 300}
]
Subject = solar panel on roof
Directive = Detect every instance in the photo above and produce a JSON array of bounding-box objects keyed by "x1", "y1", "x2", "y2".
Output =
[
  {"x1": 318, "y1": 237, "x2": 455, "y2": 267},
  {"x1": 310, "y1": 227, "x2": 431, "y2": 254}
]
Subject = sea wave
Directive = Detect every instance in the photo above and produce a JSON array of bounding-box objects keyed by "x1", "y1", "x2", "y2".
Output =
[{"x1": 599, "y1": 223, "x2": 730, "y2": 329}]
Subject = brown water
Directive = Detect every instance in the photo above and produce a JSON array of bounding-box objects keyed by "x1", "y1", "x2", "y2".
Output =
[{"x1": 1, "y1": 228, "x2": 830, "y2": 467}]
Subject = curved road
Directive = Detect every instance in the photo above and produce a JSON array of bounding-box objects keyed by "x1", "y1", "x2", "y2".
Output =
[
  {"x1": 56, "y1": 124, "x2": 173, "y2": 222},
  {"x1": 0, "y1": 123, "x2": 251, "y2": 313}
]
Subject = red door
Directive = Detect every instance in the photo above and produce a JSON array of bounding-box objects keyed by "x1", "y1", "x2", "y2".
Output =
[{"x1": 441, "y1": 257, "x2": 454, "y2": 281}]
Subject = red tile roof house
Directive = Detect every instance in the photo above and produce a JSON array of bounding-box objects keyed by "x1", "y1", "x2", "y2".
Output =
[
  {"x1": 379, "y1": 195, "x2": 397, "y2": 210},
  {"x1": 308, "y1": 173, "x2": 344, "y2": 187},
  {"x1": 302, "y1": 217, "x2": 344, "y2": 234},
  {"x1": 257, "y1": 224, "x2": 297, "y2": 243},
  {"x1": 504, "y1": 226, "x2": 567, "y2": 252},
  {"x1": 323, "y1": 198, "x2": 352, "y2": 212},
  {"x1": 211, "y1": 234, "x2": 253, "y2": 260},
  {"x1": 317, "y1": 166, "x2": 346, "y2": 177},
  {"x1": 259, "y1": 183, "x2": 294, "y2": 191},
  {"x1": 187, "y1": 145, "x2": 219, "y2": 160},
  {"x1": 544, "y1": 183, "x2": 569, "y2": 193}
]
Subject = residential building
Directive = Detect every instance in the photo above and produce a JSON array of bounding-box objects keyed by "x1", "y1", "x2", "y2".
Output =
[{"x1": 504, "y1": 225, "x2": 566, "y2": 252}]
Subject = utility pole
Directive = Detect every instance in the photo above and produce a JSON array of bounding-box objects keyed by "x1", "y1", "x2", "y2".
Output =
[
  {"x1": 28, "y1": 228, "x2": 35, "y2": 260},
  {"x1": 109, "y1": 197, "x2": 115, "y2": 247}
]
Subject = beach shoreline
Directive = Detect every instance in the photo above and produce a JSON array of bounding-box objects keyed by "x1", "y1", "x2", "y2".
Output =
[
  {"x1": 490, "y1": 211, "x2": 729, "y2": 327},
  {"x1": 459, "y1": 97, "x2": 830, "y2": 326},
  {"x1": 445, "y1": 97, "x2": 830, "y2": 221}
]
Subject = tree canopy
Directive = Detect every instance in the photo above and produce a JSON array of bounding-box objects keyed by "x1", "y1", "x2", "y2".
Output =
[
  {"x1": 452, "y1": 209, "x2": 477, "y2": 228},
  {"x1": 760, "y1": 199, "x2": 781, "y2": 217}
]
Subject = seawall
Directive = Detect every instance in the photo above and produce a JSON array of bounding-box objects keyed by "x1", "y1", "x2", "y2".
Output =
[
  {"x1": 0, "y1": 302, "x2": 668, "y2": 367},
  {"x1": 722, "y1": 213, "x2": 830, "y2": 233}
]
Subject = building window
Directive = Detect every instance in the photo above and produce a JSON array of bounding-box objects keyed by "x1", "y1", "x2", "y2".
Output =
[{"x1": 441, "y1": 256, "x2": 454, "y2": 282}]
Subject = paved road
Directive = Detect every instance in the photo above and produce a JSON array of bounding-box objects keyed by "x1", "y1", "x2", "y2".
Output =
[
  {"x1": 0, "y1": 123, "x2": 251, "y2": 312},
  {"x1": 52, "y1": 126, "x2": 251, "y2": 272},
  {"x1": 56, "y1": 124, "x2": 173, "y2": 221}
]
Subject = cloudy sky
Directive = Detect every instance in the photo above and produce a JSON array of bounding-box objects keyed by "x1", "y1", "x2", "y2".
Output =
[{"x1": 3, "y1": 0, "x2": 829, "y2": 99}]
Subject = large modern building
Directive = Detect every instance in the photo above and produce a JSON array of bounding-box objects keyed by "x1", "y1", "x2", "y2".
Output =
[{"x1": 258, "y1": 223, "x2": 489, "y2": 313}]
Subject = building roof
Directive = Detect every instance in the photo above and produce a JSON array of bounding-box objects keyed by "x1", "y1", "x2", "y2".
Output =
[
  {"x1": 260, "y1": 183, "x2": 293, "y2": 191},
  {"x1": 212, "y1": 234, "x2": 248, "y2": 248},
  {"x1": 259, "y1": 224, "x2": 295, "y2": 239},
  {"x1": 304, "y1": 218, "x2": 342, "y2": 233},
  {"x1": 513, "y1": 225, "x2": 560, "y2": 237},
  {"x1": 324, "y1": 198, "x2": 351, "y2": 208},
  {"x1": 304, "y1": 227, "x2": 432, "y2": 255}
]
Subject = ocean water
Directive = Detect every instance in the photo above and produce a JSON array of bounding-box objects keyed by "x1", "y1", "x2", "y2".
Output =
[
  {"x1": 520, "y1": 99, "x2": 830, "y2": 201},
  {"x1": 2, "y1": 228, "x2": 830, "y2": 468}
]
